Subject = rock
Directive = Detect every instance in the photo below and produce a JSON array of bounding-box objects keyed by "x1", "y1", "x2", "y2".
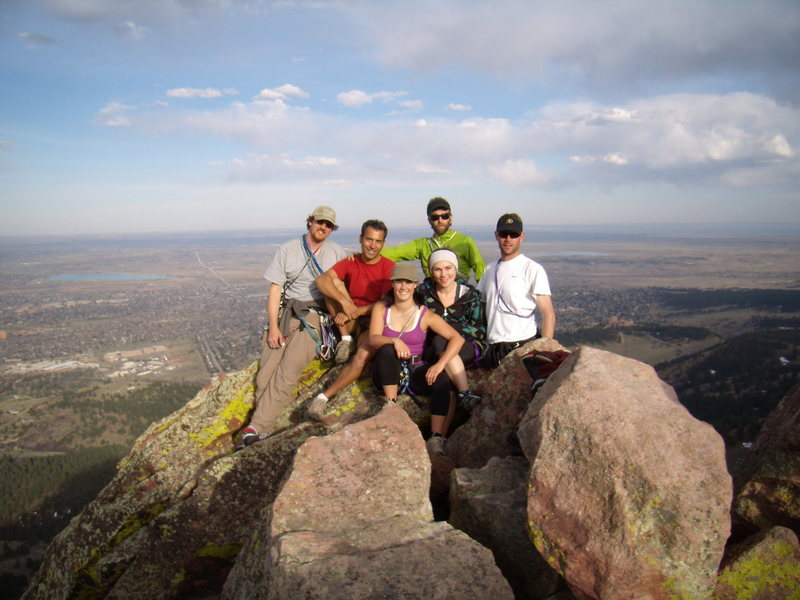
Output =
[
  {"x1": 23, "y1": 363, "x2": 326, "y2": 600},
  {"x1": 447, "y1": 337, "x2": 568, "y2": 469},
  {"x1": 224, "y1": 405, "x2": 514, "y2": 600},
  {"x1": 714, "y1": 526, "x2": 800, "y2": 599},
  {"x1": 518, "y1": 346, "x2": 732, "y2": 600},
  {"x1": 299, "y1": 363, "x2": 428, "y2": 433},
  {"x1": 733, "y1": 382, "x2": 800, "y2": 535},
  {"x1": 449, "y1": 456, "x2": 563, "y2": 599}
]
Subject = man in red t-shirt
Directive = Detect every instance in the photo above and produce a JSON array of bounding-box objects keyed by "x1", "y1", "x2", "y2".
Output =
[{"x1": 308, "y1": 220, "x2": 394, "y2": 419}]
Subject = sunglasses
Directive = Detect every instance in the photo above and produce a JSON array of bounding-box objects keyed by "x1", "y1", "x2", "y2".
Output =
[
  {"x1": 429, "y1": 212, "x2": 451, "y2": 222},
  {"x1": 315, "y1": 219, "x2": 335, "y2": 229},
  {"x1": 497, "y1": 231, "x2": 521, "y2": 239}
]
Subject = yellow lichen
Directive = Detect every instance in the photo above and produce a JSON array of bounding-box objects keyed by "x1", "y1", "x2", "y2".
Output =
[
  {"x1": 189, "y1": 378, "x2": 255, "y2": 453},
  {"x1": 196, "y1": 543, "x2": 241, "y2": 561},
  {"x1": 714, "y1": 542, "x2": 800, "y2": 600}
]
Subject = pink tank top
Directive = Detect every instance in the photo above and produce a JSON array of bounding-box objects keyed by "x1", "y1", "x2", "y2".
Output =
[{"x1": 382, "y1": 305, "x2": 427, "y2": 356}]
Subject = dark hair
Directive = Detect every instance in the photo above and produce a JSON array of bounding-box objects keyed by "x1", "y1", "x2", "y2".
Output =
[
  {"x1": 382, "y1": 287, "x2": 424, "y2": 307},
  {"x1": 361, "y1": 219, "x2": 388, "y2": 238}
]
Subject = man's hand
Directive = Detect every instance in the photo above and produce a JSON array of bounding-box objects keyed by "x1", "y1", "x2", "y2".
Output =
[{"x1": 267, "y1": 329, "x2": 286, "y2": 349}]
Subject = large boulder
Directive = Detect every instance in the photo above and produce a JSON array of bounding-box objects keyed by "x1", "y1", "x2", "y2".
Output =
[
  {"x1": 447, "y1": 337, "x2": 568, "y2": 469},
  {"x1": 23, "y1": 363, "x2": 326, "y2": 600},
  {"x1": 449, "y1": 456, "x2": 564, "y2": 599},
  {"x1": 224, "y1": 405, "x2": 513, "y2": 599},
  {"x1": 518, "y1": 346, "x2": 732, "y2": 600},
  {"x1": 714, "y1": 526, "x2": 800, "y2": 599},
  {"x1": 733, "y1": 382, "x2": 800, "y2": 535}
]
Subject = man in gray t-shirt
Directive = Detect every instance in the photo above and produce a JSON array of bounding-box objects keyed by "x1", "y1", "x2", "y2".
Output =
[{"x1": 240, "y1": 206, "x2": 346, "y2": 446}]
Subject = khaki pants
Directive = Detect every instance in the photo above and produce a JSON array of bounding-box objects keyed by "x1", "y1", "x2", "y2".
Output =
[{"x1": 250, "y1": 312, "x2": 320, "y2": 433}]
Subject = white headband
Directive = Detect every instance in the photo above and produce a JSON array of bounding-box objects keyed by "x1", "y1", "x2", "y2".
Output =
[{"x1": 428, "y1": 248, "x2": 459, "y2": 272}]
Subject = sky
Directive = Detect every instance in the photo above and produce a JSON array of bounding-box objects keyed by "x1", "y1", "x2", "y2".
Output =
[{"x1": 1, "y1": 0, "x2": 799, "y2": 236}]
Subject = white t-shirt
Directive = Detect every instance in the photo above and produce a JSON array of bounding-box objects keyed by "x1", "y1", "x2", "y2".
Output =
[
  {"x1": 478, "y1": 254, "x2": 551, "y2": 343},
  {"x1": 263, "y1": 236, "x2": 346, "y2": 303}
]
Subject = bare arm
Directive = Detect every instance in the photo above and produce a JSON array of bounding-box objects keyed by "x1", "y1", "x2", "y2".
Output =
[
  {"x1": 536, "y1": 294, "x2": 556, "y2": 339},
  {"x1": 316, "y1": 270, "x2": 360, "y2": 322},
  {"x1": 266, "y1": 283, "x2": 286, "y2": 348}
]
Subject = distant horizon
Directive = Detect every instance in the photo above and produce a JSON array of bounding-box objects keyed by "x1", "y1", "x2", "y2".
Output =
[{"x1": 2, "y1": 221, "x2": 799, "y2": 246}]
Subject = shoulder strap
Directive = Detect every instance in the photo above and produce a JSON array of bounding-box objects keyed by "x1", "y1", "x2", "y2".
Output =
[{"x1": 301, "y1": 234, "x2": 325, "y2": 278}]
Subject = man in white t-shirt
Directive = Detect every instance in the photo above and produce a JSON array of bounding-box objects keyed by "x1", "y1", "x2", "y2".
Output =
[{"x1": 477, "y1": 213, "x2": 556, "y2": 368}]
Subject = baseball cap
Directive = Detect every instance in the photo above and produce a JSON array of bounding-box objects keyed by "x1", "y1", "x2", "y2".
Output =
[
  {"x1": 495, "y1": 213, "x2": 523, "y2": 234},
  {"x1": 390, "y1": 262, "x2": 420, "y2": 282},
  {"x1": 426, "y1": 197, "x2": 451, "y2": 216},
  {"x1": 309, "y1": 206, "x2": 338, "y2": 229}
]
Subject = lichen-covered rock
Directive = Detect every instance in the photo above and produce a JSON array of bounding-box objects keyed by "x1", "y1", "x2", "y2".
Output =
[
  {"x1": 23, "y1": 362, "x2": 329, "y2": 600},
  {"x1": 294, "y1": 363, "x2": 428, "y2": 432},
  {"x1": 518, "y1": 346, "x2": 732, "y2": 600},
  {"x1": 446, "y1": 337, "x2": 568, "y2": 469},
  {"x1": 224, "y1": 405, "x2": 513, "y2": 600},
  {"x1": 449, "y1": 456, "x2": 563, "y2": 599},
  {"x1": 714, "y1": 526, "x2": 800, "y2": 599},
  {"x1": 733, "y1": 382, "x2": 800, "y2": 535}
]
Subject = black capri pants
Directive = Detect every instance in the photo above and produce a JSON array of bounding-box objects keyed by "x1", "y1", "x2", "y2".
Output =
[{"x1": 372, "y1": 343, "x2": 452, "y2": 416}]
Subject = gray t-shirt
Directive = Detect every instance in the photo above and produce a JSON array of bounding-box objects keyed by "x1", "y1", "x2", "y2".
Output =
[{"x1": 263, "y1": 236, "x2": 347, "y2": 303}]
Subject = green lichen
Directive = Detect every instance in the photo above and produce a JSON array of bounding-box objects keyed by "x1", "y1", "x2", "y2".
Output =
[
  {"x1": 171, "y1": 568, "x2": 186, "y2": 585},
  {"x1": 70, "y1": 503, "x2": 169, "y2": 599},
  {"x1": 196, "y1": 543, "x2": 242, "y2": 561},
  {"x1": 527, "y1": 519, "x2": 567, "y2": 574},
  {"x1": 715, "y1": 542, "x2": 800, "y2": 600},
  {"x1": 189, "y1": 379, "x2": 255, "y2": 454},
  {"x1": 294, "y1": 358, "x2": 332, "y2": 392}
]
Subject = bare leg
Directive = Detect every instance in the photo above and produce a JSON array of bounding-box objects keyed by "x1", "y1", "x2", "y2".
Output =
[
  {"x1": 444, "y1": 354, "x2": 469, "y2": 392},
  {"x1": 323, "y1": 334, "x2": 376, "y2": 399}
]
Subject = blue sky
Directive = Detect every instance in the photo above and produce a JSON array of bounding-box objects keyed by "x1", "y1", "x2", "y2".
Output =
[{"x1": 1, "y1": 0, "x2": 799, "y2": 236}]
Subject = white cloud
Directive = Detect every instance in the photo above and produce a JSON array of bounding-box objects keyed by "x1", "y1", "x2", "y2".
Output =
[
  {"x1": 446, "y1": 103, "x2": 472, "y2": 111},
  {"x1": 94, "y1": 101, "x2": 133, "y2": 126},
  {"x1": 389, "y1": 100, "x2": 423, "y2": 115},
  {"x1": 167, "y1": 87, "x2": 237, "y2": 99},
  {"x1": 337, "y1": 90, "x2": 375, "y2": 108},
  {"x1": 116, "y1": 20, "x2": 149, "y2": 39},
  {"x1": 349, "y1": 0, "x2": 800, "y2": 95},
  {"x1": 337, "y1": 90, "x2": 410, "y2": 108},
  {"x1": 373, "y1": 91, "x2": 409, "y2": 102},
  {"x1": 256, "y1": 84, "x2": 310, "y2": 101},
  {"x1": 130, "y1": 88, "x2": 799, "y2": 190},
  {"x1": 488, "y1": 159, "x2": 549, "y2": 186}
]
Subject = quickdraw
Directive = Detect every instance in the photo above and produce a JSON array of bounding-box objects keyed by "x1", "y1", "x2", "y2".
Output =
[{"x1": 298, "y1": 311, "x2": 337, "y2": 361}]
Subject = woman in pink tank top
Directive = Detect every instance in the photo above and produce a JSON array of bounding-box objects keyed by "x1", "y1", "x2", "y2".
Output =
[{"x1": 369, "y1": 262, "x2": 464, "y2": 441}]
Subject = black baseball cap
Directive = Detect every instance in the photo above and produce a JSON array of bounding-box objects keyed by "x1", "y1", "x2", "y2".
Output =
[
  {"x1": 426, "y1": 197, "x2": 451, "y2": 216},
  {"x1": 496, "y1": 213, "x2": 523, "y2": 234}
]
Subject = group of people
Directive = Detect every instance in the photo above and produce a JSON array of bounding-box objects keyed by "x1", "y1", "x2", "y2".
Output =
[{"x1": 238, "y1": 198, "x2": 556, "y2": 452}]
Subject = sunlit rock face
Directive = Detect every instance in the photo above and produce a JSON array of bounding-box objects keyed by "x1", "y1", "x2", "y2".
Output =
[
  {"x1": 223, "y1": 405, "x2": 513, "y2": 600},
  {"x1": 518, "y1": 346, "x2": 732, "y2": 600},
  {"x1": 24, "y1": 340, "x2": 797, "y2": 600}
]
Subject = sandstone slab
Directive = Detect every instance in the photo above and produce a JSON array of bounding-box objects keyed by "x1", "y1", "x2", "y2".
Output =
[
  {"x1": 518, "y1": 346, "x2": 732, "y2": 600},
  {"x1": 449, "y1": 456, "x2": 563, "y2": 599},
  {"x1": 225, "y1": 405, "x2": 513, "y2": 599},
  {"x1": 447, "y1": 338, "x2": 568, "y2": 469}
]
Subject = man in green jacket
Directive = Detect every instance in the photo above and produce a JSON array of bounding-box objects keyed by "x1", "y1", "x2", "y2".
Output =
[{"x1": 381, "y1": 197, "x2": 486, "y2": 281}]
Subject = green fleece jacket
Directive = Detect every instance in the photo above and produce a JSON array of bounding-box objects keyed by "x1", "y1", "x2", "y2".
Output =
[{"x1": 381, "y1": 229, "x2": 486, "y2": 281}]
